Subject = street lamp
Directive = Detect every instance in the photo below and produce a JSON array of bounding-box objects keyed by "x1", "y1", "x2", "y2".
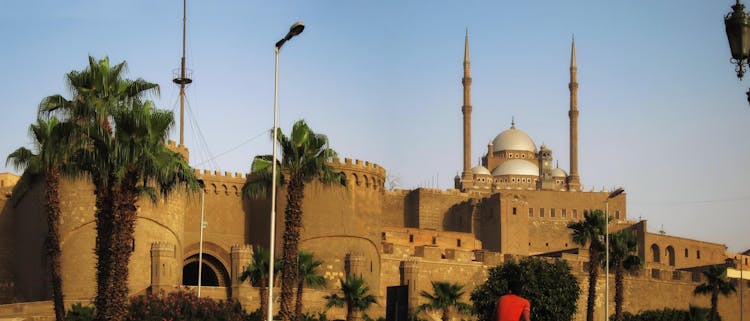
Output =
[
  {"x1": 268, "y1": 21, "x2": 305, "y2": 321},
  {"x1": 725, "y1": 0, "x2": 750, "y2": 104},
  {"x1": 605, "y1": 187, "x2": 624, "y2": 321}
]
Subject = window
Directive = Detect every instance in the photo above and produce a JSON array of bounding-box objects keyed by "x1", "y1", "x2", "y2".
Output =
[
  {"x1": 562, "y1": 209, "x2": 567, "y2": 219},
  {"x1": 697, "y1": 250, "x2": 701, "y2": 259},
  {"x1": 457, "y1": 239, "x2": 462, "y2": 247},
  {"x1": 540, "y1": 208, "x2": 545, "y2": 217},
  {"x1": 685, "y1": 248, "x2": 689, "y2": 258},
  {"x1": 615, "y1": 210, "x2": 621, "y2": 220},
  {"x1": 512, "y1": 207, "x2": 517, "y2": 215},
  {"x1": 550, "y1": 209, "x2": 556, "y2": 218},
  {"x1": 573, "y1": 209, "x2": 578, "y2": 218},
  {"x1": 381, "y1": 232, "x2": 386, "y2": 241},
  {"x1": 522, "y1": 154, "x2": 526, "y2": 158},
  {"x1": 651, "y1": 244, "x2": 661, "y2": 263},
  {"x1": 528, "y1": 208, "x2": 534, "y2": 217},
  {"x1": 432, "y1": 237, "x2": 437, "y2": 245},
  {"x1": 409, "y1": 235, "x2": 414, "y2": 243}
]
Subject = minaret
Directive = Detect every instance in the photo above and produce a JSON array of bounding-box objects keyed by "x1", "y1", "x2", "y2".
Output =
[
  {"x1": 461, "y1": 30, "x2": 473, "y2": 183},
  {"x1": 567, "y1": 35, "x2": 581, "y2": 191}
]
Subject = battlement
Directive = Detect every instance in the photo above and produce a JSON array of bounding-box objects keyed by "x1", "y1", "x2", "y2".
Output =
[
  {"x1": 328, "y1": 158, "x2": 386, "y2": 177},
  {"x1": 194, "y1": 169, "x2": 248, "y2": 181},
  {"x1": 150, "y1": 242, "x2": 175, "y2": 255}
]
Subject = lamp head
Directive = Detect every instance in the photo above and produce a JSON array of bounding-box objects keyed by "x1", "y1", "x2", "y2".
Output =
[
  {"x1": 276, "y1": 21, "x2": 305, "y2": 49},
  {"x1": 608, "y1": 187, "x2": 624, "y2": 199},
  {"x1": 288, "y1": 22, "x2": 305, "y2": 38}
]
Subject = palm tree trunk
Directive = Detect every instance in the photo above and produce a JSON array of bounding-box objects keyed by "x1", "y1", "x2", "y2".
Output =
[
  {"x1": 296, "y1": 278, "x2": 304, "y2": 320},
  {"x1": 93, "y1": 173, "x2": 116, "y2": 321},
  {"x1": 260, "y1": 278, "x2": 268, "y2": 318},
  {"x1": 710, "y1": 292, "x2": 718, "y2": 321},
  {"x1": 280, "y1": 175, "x2": 304, "y2": 321},
  {"x1": 614, "y1": 264, "x2": 625, "y2": 321},
  {"x1": 108, "y1": 167, "x2": 141, "y2": 321},
  {"x1": 45, "y1": 170, "x2": 65, "y2": 321},
  {"x1": 347, "y1": 306, "x2": 355, "y2": 321},
  {"x1": 586, "y1": 248, "x2": 600, "y2": 321},
  {"x1": 442, "y1": 308, "x2": 450, "y2": 321}
]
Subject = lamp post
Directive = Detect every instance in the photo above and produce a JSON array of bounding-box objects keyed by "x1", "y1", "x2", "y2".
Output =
[
  {"x1": 197, "y1": 179, "x2": 206, "y2": 297},
  {"x1": 268, "y1": 21, "x2": 305, "y2": 321},
  {"x1": 725, "y1": 0, "x2": 750, "y2": 104},
  {"x1": 605, "y1": 187, "x2": 624, "y2": 321}
]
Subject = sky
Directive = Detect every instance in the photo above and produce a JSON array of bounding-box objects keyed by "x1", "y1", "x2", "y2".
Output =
[{"x1": 1, "y1": 1, "x2": 748, "y2": 253}]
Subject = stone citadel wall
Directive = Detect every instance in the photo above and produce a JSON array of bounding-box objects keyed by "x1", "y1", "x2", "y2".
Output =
[{"x1": 0, "y1": 157, "x2": 748, "y2": 321}]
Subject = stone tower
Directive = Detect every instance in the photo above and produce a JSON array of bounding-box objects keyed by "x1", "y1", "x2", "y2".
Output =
[
  {"x1": 461, "y1": 30, "x2": 473, "y2": 184},
  {"x1": 567, "y1": 36, "x2": 581, "y2": 191}
]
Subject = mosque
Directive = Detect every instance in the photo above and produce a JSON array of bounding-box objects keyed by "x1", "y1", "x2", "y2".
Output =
[{"x1": 0, "y1": 35, "x2": 748, "y2": 321}]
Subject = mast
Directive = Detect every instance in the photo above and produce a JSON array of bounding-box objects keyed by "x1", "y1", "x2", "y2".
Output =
[{"x1": 173, "y1": 0, "x2": 192, "y2": 147}]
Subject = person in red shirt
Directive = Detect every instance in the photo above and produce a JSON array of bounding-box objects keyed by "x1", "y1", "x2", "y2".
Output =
[{"x1": 495, "y1": 280, "x2": 531, "y2": 321}]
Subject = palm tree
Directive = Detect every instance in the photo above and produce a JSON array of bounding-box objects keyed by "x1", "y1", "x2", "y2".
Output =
[
  {"x1": 6, "y1": 117, "x2": 72, "y2": 321},
  {"x1": 693, "y1": 265, "x2": 736, "y2": 321},
  {"x1": 296, "y1": 251, "x2": 326, "y2": 320},
  {"x1": 107, "y1": 99, "x2": 198, "y2": 319},
  {"x1": 241, "y1": 246, "x2": 281, "y2": 318},
  {"x1": 567, "y1": 209, "x2": 608, "y2": 321},
  {"x1": 415, "y1": 281, "x2": 472, "y2": 321},
  {"x1": 243, "y1": 120, "x2": 346, "y2": 321},
  {"x1": 324, "y1": 276, "x2": 377, "y2": 321},
  {"x1": 39, "y1": 56, "x2": 194, "y2": 321},
  {"x1": 606, "y1": 230, "x2": 642, "y2": 321}
]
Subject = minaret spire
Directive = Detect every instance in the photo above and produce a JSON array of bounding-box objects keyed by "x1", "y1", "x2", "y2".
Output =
[
  {"x1": 567, "y1": 35, "x2": 581, "y2": 191},
  {"x1": 461, "y1": 29, "x2": 473, "y2": 181}
]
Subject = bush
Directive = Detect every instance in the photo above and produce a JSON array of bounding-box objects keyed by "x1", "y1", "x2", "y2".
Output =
[
  {"x1": 126, "y1": 289, "x2": 247, "y2": 321},
  {"x1": 65, "y1": 303, "x2": 95, "y2": 321},
  {"x1": 470, "y1": 257, "x2": 581, "y2": 321}
]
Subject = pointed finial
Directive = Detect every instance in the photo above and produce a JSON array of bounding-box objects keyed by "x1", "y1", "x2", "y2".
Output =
[
  {"x1": 464, "y1": 28, "x2": 470, "y2": 64},
  {"x1": 556, "y1": 160, "x2": 559, "y2": 168},
  {"x1": 511, "y1": 116, "x2": 515, "y2": 129},
  {"x1": 570, "y1": 34, "x2": 577, "y2": 68}
]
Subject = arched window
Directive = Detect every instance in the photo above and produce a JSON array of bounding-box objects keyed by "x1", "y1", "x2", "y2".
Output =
[
  {"x1": 666, "y1": 246, "x2": 675, "y2": 266},
  {"x1": 651, "y1": 244, "x2": 661, "y2": 263}
]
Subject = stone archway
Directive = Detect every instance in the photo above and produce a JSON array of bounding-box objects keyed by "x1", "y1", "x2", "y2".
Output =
[{"x1": 182, "y1": 253, "x2": 230, "y2": 287}]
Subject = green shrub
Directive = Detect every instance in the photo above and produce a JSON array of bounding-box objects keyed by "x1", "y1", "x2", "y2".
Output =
[
  {"x1": 612, "y1": 307, "x2": 715, "y2": 321},
  {"x1": 471, "y1": 257, "x2": 581, "y2": 321},
  {"x1": 126, "y1": 289, "x2": 246, "y2": 321},
  {"x1": 65, "y1": 303, "x2": 95, "y2": 321}
]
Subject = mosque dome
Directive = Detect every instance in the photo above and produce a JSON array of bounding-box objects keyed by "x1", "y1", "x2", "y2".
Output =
[
  {"x1": 471, "y1": 165, "x2": 491, "y2": 176},
  {"x1": 492, "y1": 124, "x2": 537, "y2": 153},
  {"x1": 551, "y1": 167, "x2": 567, "y2": 178},
  {"x1": 491, "y1": 160, "x2": 539, "y2": 177}
]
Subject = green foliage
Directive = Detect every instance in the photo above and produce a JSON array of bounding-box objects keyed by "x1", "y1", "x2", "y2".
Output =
[
  {"x1": 612, "y1": 307, "x2": 716, "y2": 321},
  {"x1": 470, "y1": 257, "x2": 580, "y2": 321},
  {"x1": 65, "y1": 303, "x2": 95, "y2": 321},
  {"x1": 301, "y1": 311, "x2": 329, "y2": 321},
  {"x1": 416, "y1": 281, "x2": 472, "y2": 321},
  {"x1": 126, "y1": 290, "x2": 247, "y2": 321}
]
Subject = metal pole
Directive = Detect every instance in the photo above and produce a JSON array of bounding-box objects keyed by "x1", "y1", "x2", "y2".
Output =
[
  {"x1": 605, "y1": 200, "x2": 609, "y2": 321},
  {"x1": 198, "y1": 185, "x2": 205, "y2": 297},
  {"x1": 267, "y1": 46, "x2": 280, "y2": 321}
]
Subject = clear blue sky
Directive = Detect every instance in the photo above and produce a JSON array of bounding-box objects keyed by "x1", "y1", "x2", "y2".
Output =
[{"x1": 1, "y1": 1, "x2": 749, "y2": 252}]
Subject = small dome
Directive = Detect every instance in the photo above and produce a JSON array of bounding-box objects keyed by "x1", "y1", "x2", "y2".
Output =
[
  {"x1": 551, "y1": 167, "x2": 567, "y2": 177},
  {"x1": 492, "y1": 125, "x2": 537, "y2": 153},
  {"x1": 471, "y1": 165, "x2": 491, "y2": 176},
  {"x1": 491, "y1": 160, "x2": 539, "y2": 177}
]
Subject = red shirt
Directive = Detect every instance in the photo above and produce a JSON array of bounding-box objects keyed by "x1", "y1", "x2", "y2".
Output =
[{"x1": 496, "y1": 294, "x2": 530, "y2": 321}]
